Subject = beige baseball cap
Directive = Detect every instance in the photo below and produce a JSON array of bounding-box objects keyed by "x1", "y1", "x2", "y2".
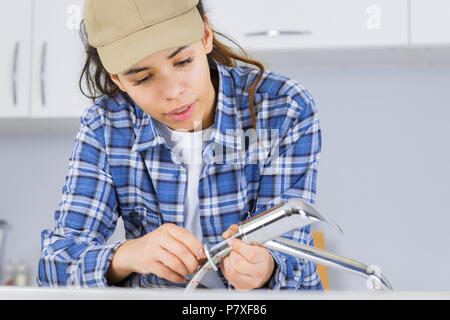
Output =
[{"x1": 83, "y1": 0, "x2": 205, "y2": 74}]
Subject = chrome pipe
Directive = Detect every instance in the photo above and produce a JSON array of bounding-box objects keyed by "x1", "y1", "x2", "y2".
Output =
[
  {"x1": 239, "y1": 198, "x2": 342, "y2": 244},
  {"x1": 264, "y1": 237, "x2": 393, "y2": 291},
  {"x1": 207, "y1": 198, "x2": 342, "y2": 258}
]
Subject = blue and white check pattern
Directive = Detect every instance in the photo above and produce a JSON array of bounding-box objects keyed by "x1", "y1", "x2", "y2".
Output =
[{"x1": 37, "y1": 60, "x2": 323, "y2": 290}]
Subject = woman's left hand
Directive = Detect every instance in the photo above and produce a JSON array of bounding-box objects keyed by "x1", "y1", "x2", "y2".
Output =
[{"x1": 220, "y1": 225, "x2": 275, "y2": 290}]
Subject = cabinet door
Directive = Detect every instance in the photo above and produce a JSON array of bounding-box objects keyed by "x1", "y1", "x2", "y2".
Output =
[
  {"x1": 411, "y1": 0, "x2": 450, "y2": 46},
  {"x1": 0, "y1": 0, "x2": 32, "y2": 118},
  {"x1": 30, "y1": 0, "x2": 91, "y2": 118},
  {"x1": 206, "y1": 0, "x2": 408, "y2": 51}
]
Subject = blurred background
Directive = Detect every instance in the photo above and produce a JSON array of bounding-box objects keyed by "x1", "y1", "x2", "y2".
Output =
[{"x1": 0, "y1": 0, "x2": 449, "y2": 291}]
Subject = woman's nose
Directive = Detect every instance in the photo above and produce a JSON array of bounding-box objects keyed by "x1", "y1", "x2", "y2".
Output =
[{"x1": 159, "y1": 73, "x2": 184, "y2": 100}]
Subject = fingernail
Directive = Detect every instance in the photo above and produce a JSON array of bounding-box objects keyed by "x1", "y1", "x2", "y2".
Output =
[{"x1": 223, "y1": 230, "x2": 229, "y2": 238}]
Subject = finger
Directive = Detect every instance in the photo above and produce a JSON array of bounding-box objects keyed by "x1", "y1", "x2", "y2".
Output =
[
  {"x1": 165, "y1": 224, "x2": 206, "y2": 259},
  {"x1": 156, "y1": 247, "x2": 190, "y2": 277},
  {"x1": 221, "y1": 256, "x2": 237, "y2": 279},
  {"x1": 160, "y1": 236, "x2": 199, "y2": 274},
  {"x1": 222, "y1": 256, "x2": 253, "y2": 288},
  {"x1": 222, "y1": 224, "x2": 239, "y2": 238},
  {"x1": 228, "y1": 251, "x2": 253, "y2": 276},
  {"x1": 227, "y1": 238, "x2": 265, "y2": 263},
  {"x1": 152, "y1": 261, "x2": 186, "y2": 284},
  {"x1": 220, "y1": 260, "x2": 228, "y2": 279}
]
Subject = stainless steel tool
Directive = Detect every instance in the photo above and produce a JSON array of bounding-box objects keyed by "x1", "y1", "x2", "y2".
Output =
[{"x1": 184, "y1": 198, "x2": 392, "y2": 292}]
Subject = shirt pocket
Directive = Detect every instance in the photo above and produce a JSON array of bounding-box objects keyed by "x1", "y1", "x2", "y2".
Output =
[{"x1": 120, "y1": 205, "x2": 163, "y2": 237}]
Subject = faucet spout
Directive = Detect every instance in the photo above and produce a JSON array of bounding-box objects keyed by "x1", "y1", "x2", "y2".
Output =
[
  {"x1": 264, "y1": 237, "x2": 393, "y2": 291},
  {"x1": 184, "y1": 198, "x2": 392, "y2": 293},
  {"x1": 238, "y1": 198, "x2": 343, "y2": 245}
]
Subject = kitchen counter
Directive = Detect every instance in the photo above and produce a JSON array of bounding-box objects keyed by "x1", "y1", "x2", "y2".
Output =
[{"x1": 0, "y1": 287, "x2": 449, "y2": 300}]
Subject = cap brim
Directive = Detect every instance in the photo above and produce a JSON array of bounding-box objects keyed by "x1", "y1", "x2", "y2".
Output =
[{"x1": 97, "y1": 7, "x2": 205, "y2": 74}]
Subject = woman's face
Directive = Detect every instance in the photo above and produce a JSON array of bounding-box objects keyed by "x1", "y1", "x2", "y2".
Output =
[{"x1": 110, "y1": 18, "x2": 217, "y2": 132}]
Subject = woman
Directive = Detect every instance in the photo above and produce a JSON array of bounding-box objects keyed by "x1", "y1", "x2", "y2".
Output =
[{"x1": 37, "y1": 0, "x2": 323, "y2": 290}]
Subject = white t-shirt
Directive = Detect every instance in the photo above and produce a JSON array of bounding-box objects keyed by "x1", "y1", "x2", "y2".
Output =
[{"x1": 154, "y1": 119, "x2": 226, "y2": 289}]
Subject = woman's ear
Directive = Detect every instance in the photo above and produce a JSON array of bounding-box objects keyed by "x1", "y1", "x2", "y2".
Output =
[{"x1": 201, "y1": 14, "x2": 214, "y2": 54}]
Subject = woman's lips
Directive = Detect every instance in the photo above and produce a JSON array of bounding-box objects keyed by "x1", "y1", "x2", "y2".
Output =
[
  {"x1": 167, "y1": 102, "x2": 195, "y2": 121},
  {"x1": 168, "y1": 102, "x2": 193, "y2": 115}
]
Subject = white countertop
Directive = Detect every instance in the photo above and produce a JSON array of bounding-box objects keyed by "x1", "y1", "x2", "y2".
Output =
[{"x1": 0, "y1": 286, "x2": 449, "y2": 300}]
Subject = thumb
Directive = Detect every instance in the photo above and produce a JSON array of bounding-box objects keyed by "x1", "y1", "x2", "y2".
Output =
[{"x1": 222, "y1": 224, "x2": 239, "y2": 239}]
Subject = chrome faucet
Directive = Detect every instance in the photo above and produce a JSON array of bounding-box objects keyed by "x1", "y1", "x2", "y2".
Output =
[{"x1": 184, "y1": 198, "x2": 392, "y2": 292}]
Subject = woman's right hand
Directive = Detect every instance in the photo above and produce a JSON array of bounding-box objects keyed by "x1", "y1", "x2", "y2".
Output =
[{"x1": 106, "y1": 223, "x2": 206, "y2": 284}]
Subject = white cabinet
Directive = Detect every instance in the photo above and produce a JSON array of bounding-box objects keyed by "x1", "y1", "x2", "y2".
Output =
[
  {"x1": 0, "y1": 0, "x2": 33, "y2": 117},
  {"x1": 206, "y1": 0, "x2": 408, "y2": 51},
  {"x1": 30, "y1": 0, "x2": 90, "y2": 118},
  {"x1": 2, "y1": 0, "x2": 448, "y2": 120},
  {"x1": 0, "y1": 0, "x2": 90, "y2": 119},
  {"x1": 410, "y1": 0, "x2": 450, "y2": 46}
]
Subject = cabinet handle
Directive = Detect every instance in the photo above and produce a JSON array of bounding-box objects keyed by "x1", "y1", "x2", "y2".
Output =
[
  {"x1": 245, "y1": 30, "x2": 312, "y2": 37},
  {"x1": 12, "y1": 42, "x2": 19, "y2": 106},
  {"x1": 40, "y1": 42, "x2": 47, "y2": 106}
]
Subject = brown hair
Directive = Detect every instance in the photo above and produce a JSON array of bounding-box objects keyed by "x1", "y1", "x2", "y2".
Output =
[{"x1": 78, "y1": 0, "x2": 265, "y2": 130}]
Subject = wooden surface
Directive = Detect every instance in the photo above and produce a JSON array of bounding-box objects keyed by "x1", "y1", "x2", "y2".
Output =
[{"x1": 312, "y1": 231, "x2": 329, "y2": 291}]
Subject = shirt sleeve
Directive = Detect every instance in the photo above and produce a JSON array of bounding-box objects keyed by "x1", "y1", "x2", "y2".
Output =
[
  {"x1": 255, "y1": 91, "x2": 323, "y2": 290},
  {"x1": 37, "y1": 114, "x2": 125, "y2": 287}
]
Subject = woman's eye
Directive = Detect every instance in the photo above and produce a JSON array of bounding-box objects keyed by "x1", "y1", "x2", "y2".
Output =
[
  {"x1": 177, "y1": 57, "x2": 193, "y2": 66},
  {"x1": 133, "y1": 57, "x2": 193, "y2": 86},
  {"x1": 134, "y1": 75, "x2": 152, "y2": 86}
]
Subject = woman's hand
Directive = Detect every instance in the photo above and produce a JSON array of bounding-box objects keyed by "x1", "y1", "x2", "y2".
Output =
[
  {"x1": 220, "y1": 224, "x2": 275, "y2": 290},
  {"x1": 106, "y1": 223, "x2": 206, "y2": 285}
]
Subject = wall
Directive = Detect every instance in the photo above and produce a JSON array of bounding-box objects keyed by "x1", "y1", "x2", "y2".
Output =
[
  {"x1": 255, "y1": 48, "x2": 450, "y2": 291},
  {"x1": 0, "y1": 48, "x2": 449, "y2": 290}
]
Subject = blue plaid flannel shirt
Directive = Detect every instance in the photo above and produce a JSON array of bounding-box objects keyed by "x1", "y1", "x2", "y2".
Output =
[{"x1": 37, "y1": 60, "x2": 323, "y2": 290}]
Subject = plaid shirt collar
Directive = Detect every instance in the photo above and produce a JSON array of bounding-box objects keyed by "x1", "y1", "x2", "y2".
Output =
[{"x1": 130, "y1": 60, "x2": 243, "y2": 153}]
